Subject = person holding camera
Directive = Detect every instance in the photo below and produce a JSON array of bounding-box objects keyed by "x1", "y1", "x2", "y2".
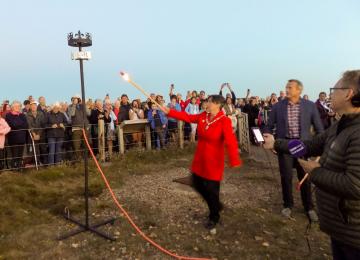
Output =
[
  {"x1": 316, "y1": 92, "x2": 336, "y2": 130},
  {"x1": 263, "y1": 70, "x2": 360, "y2": 260},
  {"x1": 219, "y1": 83, "x2": 236, "y2": 105},
  {"x1": 67, "y1": 94, "x2": 91, "y2": 161}
]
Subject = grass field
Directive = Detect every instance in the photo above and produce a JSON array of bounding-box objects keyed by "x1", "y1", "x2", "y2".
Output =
[{"x1": 0, "y1": 145, "x2": 331, "y2": 259}]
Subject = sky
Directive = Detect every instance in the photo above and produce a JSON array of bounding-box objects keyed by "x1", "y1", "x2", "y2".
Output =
[{"x1": 1, "y1": 0, "x2": 360, "y2": 103}]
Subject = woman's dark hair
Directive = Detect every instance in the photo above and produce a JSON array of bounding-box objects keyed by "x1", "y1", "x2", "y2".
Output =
[
  {"x1": 141, "y1": 102, "x2": 148, "y2": 110},
  {"x1": 208, "y1": 95, "x2": 225, "y2": 107},
  {"x1": 131, "y1": 100, "x2": 139, "y2": 108},
  {"x1": 170, "y1": 95, "x2": 177, "y2": 101}
]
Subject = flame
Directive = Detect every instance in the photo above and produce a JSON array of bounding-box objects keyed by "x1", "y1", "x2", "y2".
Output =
[{"x1": 120, "y1": 71, "x2": 130, "y2": 82}]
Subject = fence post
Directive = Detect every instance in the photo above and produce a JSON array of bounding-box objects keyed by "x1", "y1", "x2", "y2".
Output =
[
  {"x1": 145, "y1": 124, "x2": 152, "y2": 151},
  {"x1": 178, "y1": 120, "x2": 184, "y2": 149},
  {"x1": 264, "y1": 110, "x2": 268, "y2": 125},
  {"x1": 98, "y1": 120, "x2": 105, "y2": 161},
  {"x1": 237, "y1": 113, "x2": 250, "y2": 153},
  {"x1": 118, "y1": 125, "x2": 125, "y2": 155}
]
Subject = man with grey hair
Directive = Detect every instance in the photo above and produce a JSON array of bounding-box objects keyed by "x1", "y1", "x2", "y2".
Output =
[{"x1": 264, "y1": 79, "x2": 324, "y2": 221}]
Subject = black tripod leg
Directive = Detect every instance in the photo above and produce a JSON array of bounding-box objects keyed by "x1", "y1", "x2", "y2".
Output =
[
  {"x1": 91, "y1": 218, "x2": 116, "y2": 229},
  {"x1": 88, "y1": 226, "x2": 116, "y2": 241},
  {"x1": 57, "y1": 226, "x2": 86, "y2": 240}
]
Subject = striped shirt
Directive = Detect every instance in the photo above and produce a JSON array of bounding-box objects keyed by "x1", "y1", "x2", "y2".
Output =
[{"x1": 287, "y1": 101, "x2": 300, "y2": 138}]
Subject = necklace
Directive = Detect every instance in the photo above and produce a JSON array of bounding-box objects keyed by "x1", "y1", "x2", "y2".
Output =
[{"x1": 205, "y1": 113, "x2": 225, "y2": 130}]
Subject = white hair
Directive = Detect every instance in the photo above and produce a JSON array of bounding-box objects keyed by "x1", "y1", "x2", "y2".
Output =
[
  {"x1": 52, "y1": 102, "x2": 61, "y2": 109},
  {"x1": 11, "y1": 100, "x2": 21, "y2": 107}
]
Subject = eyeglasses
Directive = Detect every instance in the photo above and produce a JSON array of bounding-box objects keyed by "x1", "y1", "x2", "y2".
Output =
[{"x1": 329, "y1": 87, "x2": 352, "y2": 95}]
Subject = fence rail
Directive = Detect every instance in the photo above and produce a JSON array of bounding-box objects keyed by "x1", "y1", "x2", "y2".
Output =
[{"x1": 0, "y1": 115, "x2": 250, "y2": 172}]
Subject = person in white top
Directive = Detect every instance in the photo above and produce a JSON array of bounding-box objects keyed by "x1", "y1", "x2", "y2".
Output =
[
  {"x1": 129, "y1": 100, "x2": 144, "y2": 148},
  {"x1": 223, "y1": 97, "x2": 239, "y2": 132},
  {"x1": 185, "y1": 97, "x2": 200, "y2": 142}
]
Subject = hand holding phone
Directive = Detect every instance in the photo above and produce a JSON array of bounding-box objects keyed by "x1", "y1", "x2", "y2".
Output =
[{"x1": 251, "y1": 127, "x2": 264, "y2": 143}]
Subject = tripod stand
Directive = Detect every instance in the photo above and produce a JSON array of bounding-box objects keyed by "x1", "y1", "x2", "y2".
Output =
[{"x1": 58, "y1": 31, "x2": 116, "y2": 241}]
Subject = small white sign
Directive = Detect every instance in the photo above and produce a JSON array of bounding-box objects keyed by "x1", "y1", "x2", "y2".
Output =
[{"x1": 71, "y1": 51, "x2": 92, "y2": 60}]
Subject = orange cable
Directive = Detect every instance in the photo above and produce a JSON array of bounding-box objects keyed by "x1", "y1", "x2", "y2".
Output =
[{"x1": 82, "y1": 129, "x2": 212, "y2": 260}]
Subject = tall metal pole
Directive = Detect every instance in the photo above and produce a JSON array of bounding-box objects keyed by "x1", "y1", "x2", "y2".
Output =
[
  {"x1": 58, "y1": 31, "x2": 116, "y2": 241},
  {"x1": 78, "y1": 44, "x2": 89, "y2": 228}
]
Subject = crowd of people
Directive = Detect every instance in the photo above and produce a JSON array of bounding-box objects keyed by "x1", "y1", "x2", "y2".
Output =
[
  {"x1": 0, "y1": 83, "x2": 335, "y2": 172},
  {"x1": 3, "y1": 72, "x2": 359, "y2": 260}
]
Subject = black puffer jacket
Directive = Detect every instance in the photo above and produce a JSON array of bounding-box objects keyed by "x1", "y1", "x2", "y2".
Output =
[{"x1": 275, "y1": 114, "x2": 360, "y2": 249}]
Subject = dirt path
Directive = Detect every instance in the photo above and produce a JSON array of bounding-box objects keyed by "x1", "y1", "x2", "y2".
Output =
[{"x1": 0, "y1": 146, "x2": 332, "y2": 259}]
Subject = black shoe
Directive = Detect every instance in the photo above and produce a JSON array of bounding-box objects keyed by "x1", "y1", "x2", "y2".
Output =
[{"x1": 204, "y1": 220, "x2": 217, "y2": 230}]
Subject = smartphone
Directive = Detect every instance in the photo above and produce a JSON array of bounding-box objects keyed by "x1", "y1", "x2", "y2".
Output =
[{"x1": 251, "y1": 127, "x2": 264, "y2": 143}]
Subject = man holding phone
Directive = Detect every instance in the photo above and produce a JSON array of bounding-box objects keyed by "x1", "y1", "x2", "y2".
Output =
[{"x1": 264, "y1": 79, "x2": 323, "y2": 221}]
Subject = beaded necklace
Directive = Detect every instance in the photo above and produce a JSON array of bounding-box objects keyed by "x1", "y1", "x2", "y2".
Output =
[{"x1": 204, "y1": 113, "x2": 225, "y2": 130}]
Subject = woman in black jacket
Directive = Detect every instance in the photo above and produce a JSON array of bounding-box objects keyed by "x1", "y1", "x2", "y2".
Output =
[
  {"x1": 5, "y1": 101, "x2": 28, "y2": 169},
  {"x1": 47, "y1": 102, "x2": 67, "y2": 165}
]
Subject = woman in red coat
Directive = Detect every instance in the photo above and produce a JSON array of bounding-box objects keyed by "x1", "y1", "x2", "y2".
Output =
[{"x1": 163, "y1": 95, "x2": 242, "y2": 229}]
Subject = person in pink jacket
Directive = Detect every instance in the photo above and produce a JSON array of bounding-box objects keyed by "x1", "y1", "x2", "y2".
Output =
[{"x1": 0, "y1": 117, "x2": 11, "y2": 170}]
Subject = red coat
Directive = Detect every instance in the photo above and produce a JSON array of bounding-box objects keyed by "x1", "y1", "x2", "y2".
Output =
[{"x1": 168, "y1": 109, "x2": 242, "y2": 181}]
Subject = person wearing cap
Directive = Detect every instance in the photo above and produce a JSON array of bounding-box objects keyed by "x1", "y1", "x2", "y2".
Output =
[
  {"x1": 67, "y1": 94, "x2": 91, "y2": 161},
  {"x1": 26, "y1": 100, "x2": 48, "y2": 165},
  {"x1": 47, "y1": 102, "x2": 68, "y2": 165}
]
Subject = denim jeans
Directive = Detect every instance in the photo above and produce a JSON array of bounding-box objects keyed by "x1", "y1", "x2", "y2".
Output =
[{"x1": 48, "y1": 137, "x2": 64, "y2": 165}]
